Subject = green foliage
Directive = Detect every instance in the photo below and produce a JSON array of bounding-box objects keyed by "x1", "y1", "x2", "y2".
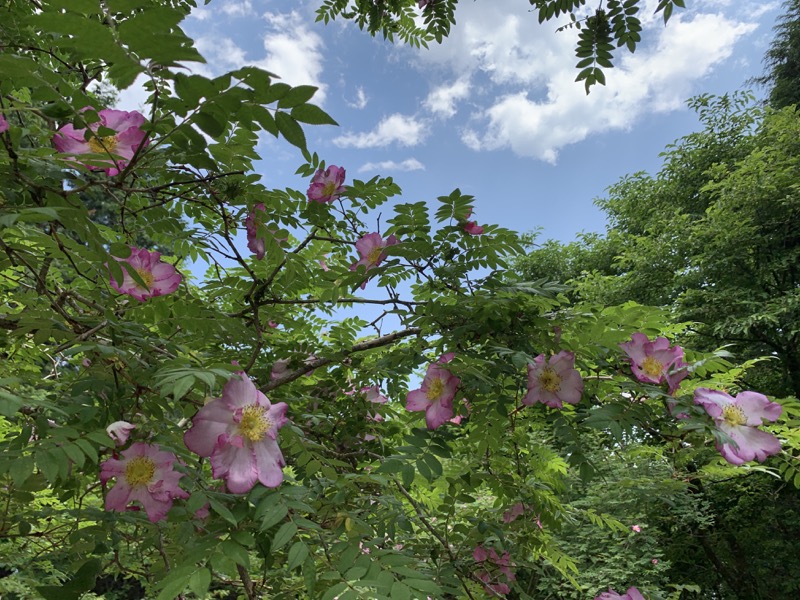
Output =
[
  {"x1": 0, "y1": 2, "x2": 794, "y2": 600},
  {"x1": 753, "y1": 0, "x2": 800, "y2": 109},
  {"x1": 318, "y1": 0, "x2": 686, "y2": 93}
]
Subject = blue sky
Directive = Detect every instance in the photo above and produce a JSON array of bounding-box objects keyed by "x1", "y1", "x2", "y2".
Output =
[{"x1": 120, "y1": 0, "x2": 781, "y2": 245}]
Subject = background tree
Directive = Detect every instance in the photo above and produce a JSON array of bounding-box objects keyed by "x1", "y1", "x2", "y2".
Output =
[
  {"x1": 0, "y1": 1, "x2": 795, "y2": 600},
  {"x1": 754, "y1": 0, "x2": 800, "y2": 108}
]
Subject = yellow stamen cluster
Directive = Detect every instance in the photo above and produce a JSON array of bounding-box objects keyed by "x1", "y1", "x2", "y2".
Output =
[
  {"x1": 88, "y1": 134, "x2": 118, "y2": 154},
  {"x1": 722, "y1": 404, "x2": 747, "y2": 427},
  {"x1": 538, "y1": 368, "x2": 562, "y2": 392},
  {"x1": 125, "y1": 456, "x2": 156, "y2": 487},
  {"x1": 322, "y1": 181, "x2": 337, "y2": 197},
  {"x1": 641, "y1": 356, "x2": 664, "y2": 378},
  {"x1": 367, "y1": 246, "x2": 384, "y2": 264},
  {"x1": 239, "y1": 405, "x2": 271, "y2": 442},
  {"x1": 134, "y1": 268, "x2": 154, "y2": 289},
  {"x1": 426, "y1": 378, "x2": 445, "y2": 401}
]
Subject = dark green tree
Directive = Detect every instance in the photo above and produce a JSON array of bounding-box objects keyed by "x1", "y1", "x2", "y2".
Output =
[
  {"x1": 517, "y1": 93, "x2": 800, "y2": 398},
  {"x1": 754, "y1": 0, "x2": 800, "y2": 108}
]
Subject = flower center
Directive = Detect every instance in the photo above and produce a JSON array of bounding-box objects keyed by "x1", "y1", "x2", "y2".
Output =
[
  {"x1": 641, "y1": 356, "x2": 664, "y2": 378},
  {"x1": 367, "y1": 246, "x2": 384, "y2": 265},
  {"x1": 322, "y1": 181, "x2": 337, "y2": 197},
  {"x1": 134, "y1": 268, "x2": 154, "y2": 289},
  {"x1": 125, "y1": 456, "x2": 156, "y2": 487},
  {"x1": 88, "y1": 135, "x2": 118, "y2": 154},
  {"x1": 426, "y1": 377, "x2": 445, "y2": 401},
  {"x1": 239, "y1": 405, "x2": 271, "y2": 442},
  {"x1": 538, "y1": 368, "x2": 561, "y2": 392},
  {"x1": 722, "y1": 404, "x2": 747, "y2": 427}
]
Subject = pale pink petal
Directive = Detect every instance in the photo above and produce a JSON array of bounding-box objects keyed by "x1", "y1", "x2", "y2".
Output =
[
  {"x1": 128, "y1": 485, "x2": 172, "y2": 522},
  {"x1": 559, "y1": 369, "x2": 584, "y2": 404},
  {"x1": 595, "y1": 591, "x2": 623, "y2": 600},
  {"x1": 221, "y1": 372, "x2": 260, "y2": 410},
  {"x1": 718, "y1": 422, "x2": 781, "y2": 465},
  {"x1": 265, "y1": 402, "x2": 289, "y2": 439},
  {"x1": 624, "y1": 587, "x2": 646, "y2": 600},
  {"x1": 104, "y1": 480, "x2": 133, "y2": 512},
  {"x1": 735, "y1": 391, "x2": 782, "y2": 425},
  {"x1": 100, "y1": 108, "x2": 145, "y2": 131},
  {"x1": 210, "y1": 443, "x2": 257, "y2": 493},
  {"x1": 406, "y1": 389, "x2": 430, "y2": 412},
  {"x1": 253, "y1": 439, "x2": 286, "y2": 488},
  {"x1": 106, "y1": 421, "x2": 135, "y2": 446},
  {"x1": 183, "y1": 399, "x2": 234, "y2": 457},
  {"x1": 114, "y1": 126, "x2": 148, "y2": 160},
  {"x1": 364, "y1": 386, "x2": 388, "y2": 404},
  {"x1": 463, "y1": 221, "x2": 484, "y2": 235},
  {"x1": 355, "y1": 233, "x2": 382, "y2": 260},
  {"x1": 693, "y1": 388, "x2": 729, "y2": 420},
  {"x1": 53, "y1": 132, "x2": 91, "y2": 154},
  {"x1": 425, "y1": 396, "x2": 453, "y2": 429}
]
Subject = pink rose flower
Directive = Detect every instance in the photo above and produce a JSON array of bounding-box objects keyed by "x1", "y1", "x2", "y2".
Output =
[
  {"x1": 349, "y1": 232, "x2": 399, "y2": 289},
  {"x1": 307, "y1": 165, "x2": 346, "y2": 203},
  {"x1": 631, "y1": 524, "x2": 641, "y2": 533},
  {"x1": 406, "y1": 354, "x2": 460, "y2": 429},
  {"x1": 620, "y1": 333, "x2": 688, "y2": 394},
  {"x1": 651, "y1": 559, "x2": 658, "y2": 565},
  {"x1": 106, "y1": 421, "x2": 135, "y2": 446},
  {"x1": 245, "y1": 204, "x2": 287, "y2": 260},
  {"x1": 473, "y1": 545, "x2": 516, "y2": 596},
  {"x1": 463, "y1": 221, "x2": 484, "y2": 235},
  {"x1": 595, "y1": 587, "x2": 645, "y2": 600},
  {"x1": 109, "y1": 246, "x2": 182, "y2": 302},
  {"x1": 99, "y1": 442, "x2": 188, "y2": 523},
  {"x1": 502, "y1": 503, "x2": 526, "y2": 524},
  {"x1": 523, "y1": 351, "x2": 583, "y2": 408},
  {"x1": 270, "y1": 358, "x2": 292, "y2": 382},
  {"x1": 52, "y1": 108, "x2": 148, "y2": 176},
  {"x1": 245, "y1": 203, "x2": 268, "y2": 260},
  {"x1": 694, "y1": 388, "x2": 782, "y2": 465},
  {"x1": 0, "y1": 115, "x2": 9, "y2": 133},
  {"x1": 183, "y1": 372, "x2": 289, "y2": 493}
]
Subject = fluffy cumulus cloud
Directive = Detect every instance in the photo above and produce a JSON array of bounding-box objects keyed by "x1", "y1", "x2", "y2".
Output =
[
  {"x1": 220, "y1": 0, "x2": 254, "y2": 17},
  {"x1": 358, "y1": 158, "x2": 425, "y2": 172},
  {"x1": 424, "y1": 77, "x2": 471, "y2": 118},
  {"x1": 417, "y1": 0, "x2": 759, "y2": 162},
  {"x1": 194, "y1": 36, "x2": 249, "y2": 74},
  {"x1": 335, "y1": 114, "x2": 427, "y2": 148},
  {"x1": 257, "y1": 11, "x2": 327, "y2": 104}
]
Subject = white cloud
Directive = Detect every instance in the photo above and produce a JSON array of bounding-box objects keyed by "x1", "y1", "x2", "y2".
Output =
[
  {"x1": 416, "y1": 1, "x2": 759, "y2": 162},
  {"x1": 423, "y1": 77, "x2": 471, "y2": 118},
  {"x1": 193, "y1": 36, "x2": 248, "y2": 74},
  {"x1": 256, "y1": 11, "x2": 327, "y2": 104},
  {"x1": 220, "y1": 0, "x2": 253, "y2": 17},
  {"x1": 348, "y1": 87, "x2": 368, "y2": 110},
  {"x1": 358, "y1": 158, "x2": 425, "y2": 172},
  {"x1": 189, "y1": 6, "x2": 212, "y2": 20},
  {"x1": 335, "y1": 114, "x2": 427, "y2": 148},
  {"x1": 113, "y1": 75, "x2": 151, "y2": 113}
]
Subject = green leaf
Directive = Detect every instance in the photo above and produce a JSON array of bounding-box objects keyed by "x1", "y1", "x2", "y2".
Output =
[
  {"x1": 271, "y1": 521, "x2": 298, "y2": 551},
  {"x1": 188, "y1": 568, "x2": 212, "y2": 598},
  {"x1": 288, "y1": 541, "x2": 310, "y2": 570},
  {"x1": 278, "y1": 85, "x2": 319, "y2": 108},
  {"x1": 275, "y1": 112, "x2": 307, "y2": 151},
  {"x1": 156, "y1": 565, "x2": 196, "y2": 600},
  {"x1": 290, "y1": 104, "x2": 338, "y2": 126}
]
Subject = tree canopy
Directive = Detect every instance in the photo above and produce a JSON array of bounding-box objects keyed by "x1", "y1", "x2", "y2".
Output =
[{"x1": 0, "y1": 1, "x2": 796, "y2": 600}]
